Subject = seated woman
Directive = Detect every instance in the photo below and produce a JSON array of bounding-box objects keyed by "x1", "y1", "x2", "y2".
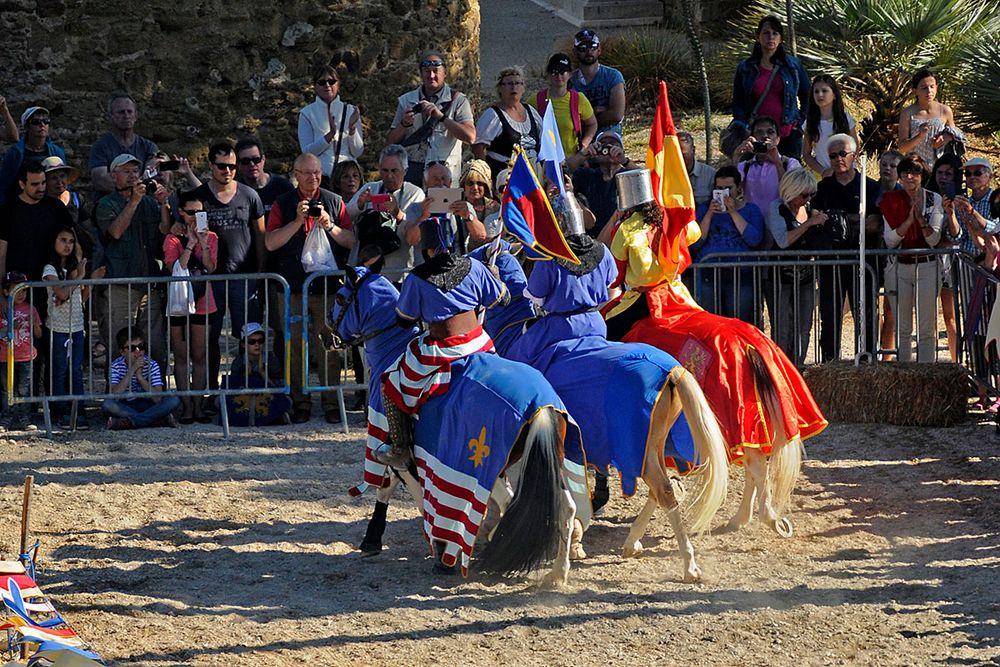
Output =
[{"x1": 222, "y1": 322, "x2": 292, "y2": 426}]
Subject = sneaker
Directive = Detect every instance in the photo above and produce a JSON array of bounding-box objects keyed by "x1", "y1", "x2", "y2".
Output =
[
  {"x1": 58, "y1": 415, "x2": 73, "y2": 430},
  {"x1": 107, "y1": 417, "x2": 132, "y2": 431},
  {"x1": 164, "y1": 414, "x2": 179, "y2": 428},
  {"x1": 76, "y1": 415, "x2": 90, "y2": 430},
  {"x1": 291, "y1": 409, "x2": 310, "y2": 424}
]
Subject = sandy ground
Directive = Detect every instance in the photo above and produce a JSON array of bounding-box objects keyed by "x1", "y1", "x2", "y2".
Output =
[{"x1": 2, "y1": 406, "x2": 999, "y2": 666}]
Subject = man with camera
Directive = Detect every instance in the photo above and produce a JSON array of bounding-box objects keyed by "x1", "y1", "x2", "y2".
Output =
[
  {"x1": 265, "y1": 153, "x2": 354, "y2": 424},
  {"x1": 811, "y1": 133, "x2": 882, "y2": 361},
  {"x1": 95, "y1": 153, "x2": 173, "y2": 374},
  {"x1": 566, "y1": 130, "x2": 639, "y2": 241},
  {"x1": 736, "y1": 117, "x2": 800, "y2": 228},
  {"x1": 386, "y1": 50, "x2": 475, "y2": 187},
  {"x1": 89, "y1": 93, "x2": 160, "y2": 199}
]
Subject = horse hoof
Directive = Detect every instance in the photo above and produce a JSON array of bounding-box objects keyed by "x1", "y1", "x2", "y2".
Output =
[
  {"x1": 359, "y1": 540, "x2": 383, "y2": 555},
  {"x1": 724, "y1": 516, "x2": 750, "y2": 533},
  {"x1": 623, "y1": 542, "x2": 643, "y2": 558},
  {"x1": 773, "y1": 517, "x2": 794, "y2": 538},
  {"x1": 569, "y1": 544, "x2": 587, "y2": 561},
  {"x1": 540, "y1": 571, "x2": 567, "y2": 590},
  {"x1": 683, "y1": 565, "x2": 703, "y2": 583},
  {"x1": 433, "y1": 561, "x2": 458, "y2": 576}
]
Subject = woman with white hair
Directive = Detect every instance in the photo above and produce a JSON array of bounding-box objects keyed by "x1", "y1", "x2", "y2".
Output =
[
  {"x1": 765, "y1": 167, "x2": 828, "y2": 364},
  {"x1": 473, "y1": 66, "x2": 543, "y2": 181}
]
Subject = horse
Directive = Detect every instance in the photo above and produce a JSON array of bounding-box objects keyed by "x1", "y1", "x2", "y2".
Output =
[
  {"x1": 329, "y1": 266, "x2": 589, "y2": 586},
  {"x1": 474, "y1": 242, "x2": 729, "y2": 582},
  {"x1": 608, "y1": 280, "x2": 825, "y2": 538}
]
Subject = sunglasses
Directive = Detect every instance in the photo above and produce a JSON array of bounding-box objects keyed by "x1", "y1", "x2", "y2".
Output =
[
  {"x1": 239, "y1": 156, "x2": 263, "y2": 166},
  {"x1": 246, "y1": 337, "x2": 265, "y2": 345},
  {"x1": 501, "y1": 81, "x2": 525, "y2": 87},
  {"x1": 421, "y1": 60, "x2": 445, "y2": 70},
  {"x1": 30, "y1": 118, "x2": 51, "y2": 126},
  {"x1": 899, "y1": 170, "x2": 923, "y2": 177},
  {"x1": 315, "y1": 78, "x2": 338, "y2": 86},
  {"x1": 125, "y1": 343, "x2": 146, "y2": 352},
  {"x1": 549, "y1": 69, "x2": 570, "y2": 76},
  {"x1": 575, "y1": 45, "x2": 598, "y2": 52},
  {"x1": 181, "y1": 208, "x2": 203, "y2": 216},
  {"x1": 828, "y1": 150, "x2": 852, "y2": 160},
  {"x1": 964, "y1": 169, "x2": 989, "y2": 178},
  {"x1": 465, "y1": 180, "x2": 487, "y2": 187},
  {"x1": 213, "y1": 162, "x2": 237, "y2": 171}
]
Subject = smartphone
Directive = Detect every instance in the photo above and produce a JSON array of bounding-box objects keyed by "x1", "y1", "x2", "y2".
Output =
[
  {"x1": 370, "y1": 193, "x2": 392, "y2": 212},
  {"x1": 712, "y1": 188, "x2": 730, "y2": 207},
  {"x1": 427, "y1": 187, "x2": 463, "y2": 215},
  {"x1": 195, "y1": 211, "x2": 209, "y2": 232},
  {"x1": 942, "y1": 183, "x2": 957, "y2": 200},
  {"x1": 158, "y1": 159, "x2": 180, "y2": 171}
]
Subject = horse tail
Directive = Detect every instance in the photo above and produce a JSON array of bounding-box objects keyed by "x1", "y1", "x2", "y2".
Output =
[
  {"x1": 747, "y1": 346, "x2": 804, "y2": 517},
  {"x1": 671, "y1": 369, "x2": 729, "y2": 536},
  {"x1": 475, "y1": 407, "x2": 564, "y2": 577}
]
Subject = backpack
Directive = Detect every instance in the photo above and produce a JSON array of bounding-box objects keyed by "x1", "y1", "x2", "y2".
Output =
[{"x1": 536, "y1": 89, "x2": 582, "y2": 148}]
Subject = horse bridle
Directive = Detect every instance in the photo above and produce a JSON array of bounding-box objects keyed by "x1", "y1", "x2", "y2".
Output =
[{"x1": 329, "y1": 270, "x2": 394, "y2": 349}]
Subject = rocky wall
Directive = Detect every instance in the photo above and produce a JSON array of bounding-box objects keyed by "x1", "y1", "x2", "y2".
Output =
[{"x1": 0, "y1": 0, "x2": 481, "y2": 179}]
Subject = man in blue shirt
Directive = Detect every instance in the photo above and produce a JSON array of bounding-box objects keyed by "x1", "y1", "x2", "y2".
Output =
[{"x1": 570, "y1": 29, "x2": 625, "y2": 136}]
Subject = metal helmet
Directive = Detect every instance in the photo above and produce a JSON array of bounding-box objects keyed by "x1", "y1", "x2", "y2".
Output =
[
  {"x1": 616, "y1": 168, "x2": 655, "y2": 210},
  {"x1": 551, "y1": 191, "x2": 586, "y2": 237}
]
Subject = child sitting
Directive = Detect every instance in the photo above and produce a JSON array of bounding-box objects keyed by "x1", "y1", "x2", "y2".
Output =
[
  {"x1": 222, "y1": 322, "x2": 291, "y2": 426},
  {"x1": 103, "y1": 328, "x2": 181, "y2": 430},
  {"x1": 0, "y1": 272, "x2": 41, "y2": 431}
]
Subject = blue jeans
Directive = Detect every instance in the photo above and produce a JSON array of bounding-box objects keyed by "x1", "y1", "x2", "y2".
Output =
[
  {"x1": 103, "y1": 395, "x2": 181, "y2": 428},
  {"x1": 50, "y1": 330, "x2": 84, "y2": 414},
  {"x1": 696, "y1": 265, "x2": 756, "y2": 324},
  {"x1": 1, "y1": 361, "x2": 32, "y2": 421},
  {"x1": 208, "y1": 278, "x2": 259, "y2": 390}
]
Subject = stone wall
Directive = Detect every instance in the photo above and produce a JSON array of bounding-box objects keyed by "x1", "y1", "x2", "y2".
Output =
[{"x1": 0, "y1": 0, "x2": 481, "y2": 179}]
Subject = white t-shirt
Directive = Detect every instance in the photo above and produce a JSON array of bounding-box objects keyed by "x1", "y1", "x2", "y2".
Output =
[
  {"x1": 812, "y1": 113, "x2": 857, "y2": 170},
  {"x1": 43, "y1": 264, "x2": 85, "y2": 334},
  {"x1": 474, "y1": 106, "x2": 543, "y2": 163}
]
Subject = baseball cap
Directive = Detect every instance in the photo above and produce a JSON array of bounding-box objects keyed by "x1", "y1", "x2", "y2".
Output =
[
  {"x1": 546, "y1": 53, "x2": 572, "y2": 73},
  {"x1": 109, "y1": 154, "x2": 141, "y2": 172},
  {"x1": 40, "y1": 156, "x2": 79, "y2": 183},
  {"x1": 241, "y1": 322, "x2": 264, "y2": 339},
  {"x1": 574, "y1": 29, "x2": 600, "y2": 48},
  {"x1": 20, "y1": 106, "x2": 49, "y2": 127},
  {"x1": 3, "y1": 271, "x2": 27, "y2": 289},
  {"x1": 965, "y1": 157, "x2": 993, "y2": 173},
  {"x1": 595, "y1": 130, "x2": 624, "y2": 147}
]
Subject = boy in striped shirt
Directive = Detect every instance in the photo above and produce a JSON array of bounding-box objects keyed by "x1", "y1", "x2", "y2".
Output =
[{"x1": 103, "y1": 327, "x2": 180, "y2": 430}]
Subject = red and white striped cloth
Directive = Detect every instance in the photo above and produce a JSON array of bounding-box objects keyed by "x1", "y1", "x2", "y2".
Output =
[
  {"x1": 413, "y1": 443, "x2": 491, "y2": 575},
  {"x1": 381, "y1": 325, "x2": 495, "y2": 415}
]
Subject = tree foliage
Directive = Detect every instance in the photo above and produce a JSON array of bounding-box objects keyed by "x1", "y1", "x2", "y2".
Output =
[
  {"x1": 956, "y1": 39, "x2": 1000, "y2": 136},
  {"x1": 731, "y1": 0, "x2": 1000, "y2": 152}
]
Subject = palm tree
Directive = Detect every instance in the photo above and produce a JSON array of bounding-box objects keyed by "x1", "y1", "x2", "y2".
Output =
[
  {"x1": 679, "y1": 0, "x2": 713, "y2": 159},
  {"x1": 956, "y1": 40, "x2": 1000, "y2": 135},
  {"x1": 734, "y1": 0, "x2": 1000, "y2": 153}
]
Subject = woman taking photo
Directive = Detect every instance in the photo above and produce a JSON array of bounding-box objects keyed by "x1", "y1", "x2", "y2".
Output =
[
  {"x1": 731, "y1": 16, "x2": 811, "y2": 160},
  {"x1": 164, "y1": 190, "x2": 218, "y2": 424},
  {"x1": 298, "y1": 65, "x2": 364, "y2": 181},
  {"x1": 880, "y1": 156, "x2": 944, "y2": 363},
  {"x1": 473, "y1": 66, "x2": 543, "y2": 181},
  {"x1": 765, "y1": 168, "x2": 828, "y2": 364}
]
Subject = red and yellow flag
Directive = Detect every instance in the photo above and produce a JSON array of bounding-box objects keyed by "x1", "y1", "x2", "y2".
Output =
[{"x1": 645, "y1": 80, "x2": 698, "y2": 278}]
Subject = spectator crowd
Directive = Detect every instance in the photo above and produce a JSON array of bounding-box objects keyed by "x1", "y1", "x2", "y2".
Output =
[{"x1": 1, "y1": 17, "x2": 998, "y2": 432}]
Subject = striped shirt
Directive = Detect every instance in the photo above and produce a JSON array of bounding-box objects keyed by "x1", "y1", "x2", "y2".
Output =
[
  {"x1": 958, "y1": 187, "x2": 999, "y2": 256},
  {"x1": 110, "y1": 355, "x2": 164, "y2": 395}
]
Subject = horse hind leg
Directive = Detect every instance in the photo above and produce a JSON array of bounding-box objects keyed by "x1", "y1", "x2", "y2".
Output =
[
  {"x1": 540, "y1": 487, "x2": 578, "y2": 590},
  {"x1": 724, "y1": 452, "x2": 761, "y2": 533},
  {"x1": 761, "y1": 436, "x2": 803, "y2": 538}
]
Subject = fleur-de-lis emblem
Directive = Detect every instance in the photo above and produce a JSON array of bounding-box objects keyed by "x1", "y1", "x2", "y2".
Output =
[{"x1": 468, "y1": 426, "x2": 490, "y2": 467}]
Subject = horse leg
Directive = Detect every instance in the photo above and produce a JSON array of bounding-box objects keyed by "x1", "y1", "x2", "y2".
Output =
[
  {"x1": 540, "y1": 487, "x2": 578, "y2": 590},
  {"x1": 666, "y1": 502, "x2": 701, "y2": 582},
  {"x1": 763, "y1": 436, "x2": 802, "y2": 538},
  {"x1": 360, "y1": 474, "x2": 401, "y2": 554},
  {"x1": 724, "y1": 460, "x2": 758, "y2": 532},
  {"x1": 480, "y1": 475, "x2": 514, "y2": 545},
  {"x1": 622, "y1": 496, "x2": 658, "y2": 558},
  {"x1": 569, "y1": 518, "x2": 587, "y2": 560}
]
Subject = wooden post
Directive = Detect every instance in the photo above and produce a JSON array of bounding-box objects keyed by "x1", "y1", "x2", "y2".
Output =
[{"x1": 20, "y1": 475, "x2": 33, "y2": 558}]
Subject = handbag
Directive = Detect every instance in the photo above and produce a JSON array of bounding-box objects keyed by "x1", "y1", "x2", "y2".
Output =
[
  {"x1": 722, "y1": 65, "x2": 780, "y2": 158},
  {"x1": 167, "y1": 261, "x2": 196, "y2": 316},
  {"x1": 301, "y1": 222, "x2": 339, "y2": 273}
]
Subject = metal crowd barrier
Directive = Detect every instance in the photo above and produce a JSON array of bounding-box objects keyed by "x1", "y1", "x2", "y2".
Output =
[
  {"x1": 953, "y1": 253, "x2": 999, "y2": 394},
  {"x1": 3, "y1": 273, "x2": 292, "y2": 438},
  {"x1": 690, "y1": 247, "x2": 971, "y2": 367},
  {"x1": 300, "y1": 268, "x2": 408, "y2": 435}
]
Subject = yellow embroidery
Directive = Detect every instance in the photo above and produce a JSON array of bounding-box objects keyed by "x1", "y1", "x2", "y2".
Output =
[
  {"x1": 468, "y1": 426, "x2": 490, "y2": 467},
  {"x1": 233, "y1": 394, "x2": 271, "y2": 416}
]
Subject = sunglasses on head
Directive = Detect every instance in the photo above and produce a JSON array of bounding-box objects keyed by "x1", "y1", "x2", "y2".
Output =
[
  {"x1": 213, "y1": 162, "x2": 237, "y2": 171},
  {"x1": 965, "y1": 168, "x2": 988, "y2": 178},
  {"x1": 239, "y1": 156, "x2": 263, "y2": 166},
  {"x1": 828, "y1": 150, "x2": 852, "y2": 160},
  {"x1": 421, "y1": 60, "x2": 445, "y2": 69},
  {"x1": 315, "y1": 78, "x2": 338, "y2": 86}
]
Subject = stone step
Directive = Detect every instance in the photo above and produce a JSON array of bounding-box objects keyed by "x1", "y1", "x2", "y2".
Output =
[{"x1": 530, "y1": 0, "x2": 664, "y2": 28}]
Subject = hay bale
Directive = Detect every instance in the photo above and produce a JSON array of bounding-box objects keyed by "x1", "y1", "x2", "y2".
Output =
[{"x1": 803, "y1": 362, "x2": 969, "y2": 427}]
